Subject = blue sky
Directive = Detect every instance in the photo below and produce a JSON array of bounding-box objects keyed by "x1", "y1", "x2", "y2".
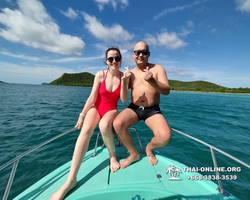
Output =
[{"x1": 0, "y1": 0, "x2": 249, "y2": 88}]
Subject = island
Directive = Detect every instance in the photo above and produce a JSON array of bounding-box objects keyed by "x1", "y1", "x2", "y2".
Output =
[
  {"x1": 50, "y1": 72, "x2": 94, "y2": 87},
  {"x1": 49, "y1": 72, "x2": 250, "y2": 94}
]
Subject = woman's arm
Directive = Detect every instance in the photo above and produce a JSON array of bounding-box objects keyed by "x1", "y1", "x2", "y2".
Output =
[
  {"x1": 80, "y1": 71, "x2": 102, "y2": 115},
  {"x1": 120, "y1": 67, "x2": 131, "y2": 102},
  {"x1": 75, "y1": 71, "x2": 102, "y2": 128}
]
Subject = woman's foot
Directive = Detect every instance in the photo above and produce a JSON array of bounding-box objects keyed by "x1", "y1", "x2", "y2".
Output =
[
  {"x1": 110, "y1": 156, "x2": 120, "y2": 172},
  {"x1": 49, "y1": 179, "x2": 77, "y2": 200}
]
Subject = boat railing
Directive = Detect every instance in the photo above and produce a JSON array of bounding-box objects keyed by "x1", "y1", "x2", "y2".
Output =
[
  {"x1": 0, "y1": 127, "x2": 143, "y2": 200},
  {"x1": 92, "y1": 127, "x2": 144, "y2": 157},
  {"x1": 171, "y1": 128, "x2": 250, "y2": 196},
  {"x1": 1, "y1": 127, "x2": 250, "y2": 200},
  {"x1": 0, "y1": 127, "x2": 77, "y2": 200}
]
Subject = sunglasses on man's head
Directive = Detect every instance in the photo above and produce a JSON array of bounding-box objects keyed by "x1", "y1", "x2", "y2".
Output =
[
  {"x1": 133, "y1": 50, "x2": 149, "y2": 56},
  {"x1": 107, "y1": 57, "x2": 121, "y2": 63}
]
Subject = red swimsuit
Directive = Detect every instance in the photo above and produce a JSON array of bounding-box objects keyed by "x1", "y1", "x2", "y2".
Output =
[{"x1": 94, "y1": 70, "x2": 121, "y2": 118}]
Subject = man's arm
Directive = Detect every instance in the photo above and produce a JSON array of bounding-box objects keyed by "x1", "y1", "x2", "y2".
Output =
[{"x1": 144, "y1": 65, "x2": 170, "y2": 95}]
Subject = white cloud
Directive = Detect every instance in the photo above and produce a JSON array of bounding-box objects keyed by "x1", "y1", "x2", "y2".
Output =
[
  {"x1": 0, "y1": 51, "x2": 42, "y2": 61},
  {"x1": 144, "y1": 33, "x2": 158, "y2": 45},
  {"x1": 60, "y1": 7, "x2": 78, "y2": 20},
  {"x1": 178, "y1": 21, "x2": 194, "y2": 38},
  {"x1": 118, "y1": 42, "x2": 135, "y2": 50},
  {"x1": 120, "y1": 0, "x2": 129, "y2": 9},
  {"x1": 166, "y1": 67, "x2": 194, "y2": 77},
  {"x1": 80, "y1": 65, "x2": 107, "y2": 75},
  {"x1": 164, "y1": 64, "x2": 250, "y2": 88},
  {"x1": 0, "y1": 60, "x2": 132, "y2": 84},
  {"x1": 82, "y1": 12, "x2": 133, "y2": 42},
  {"x1": 235, "y1": 0, "x2": 250, "y2": 12},
  {"x1": 179, "y1": 28, "x2": 194, "y2": 38},
  {"x1": 52, "y1": 56, "x2": 103, "y2": 63},
  {"x1": 0, "y1": 0, "x2": 85, "y2": 56},
  {"x1": 143, "y1": 31, "x2": 187, "y2": 50},
  {"x1": 0, "y1": 61, "x2": 77, "y2": 84},
  {"x1": 93, "y1": 0, "x2": 129, "y2": 11},
  {"x1": 0, "y1": 51, "x2": 104, "y2": 63},
  {"x1": 157, "y1": 32, "x2": 187, "y2": 50},
  {"x1": 153, "y1": 0, "x2": 210, "y2": 20}
]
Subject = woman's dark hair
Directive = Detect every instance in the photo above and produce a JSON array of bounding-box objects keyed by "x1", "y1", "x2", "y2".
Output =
[
  {"x1": 104, "y1": 46, "x2": 122, "y2": 67},
  {"x1": 105, "y1": 46, "x2": 122, "y2": 60}
]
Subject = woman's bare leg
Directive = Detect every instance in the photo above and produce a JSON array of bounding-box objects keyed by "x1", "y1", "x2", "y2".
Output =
[
  {"x1": 50, "y1": 107, "x2": 100, "y2": 200},
  {"x1": 99, "y1": 110, "x2": 120, "y2": 172}
]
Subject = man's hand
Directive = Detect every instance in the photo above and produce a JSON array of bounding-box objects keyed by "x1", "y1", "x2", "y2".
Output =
[
  {"x1": 143, "y1": 66, "x2": 153, "y2": 81},
  {"x1": 122, "y1": 66, "x2": 131, "y2": 81}
]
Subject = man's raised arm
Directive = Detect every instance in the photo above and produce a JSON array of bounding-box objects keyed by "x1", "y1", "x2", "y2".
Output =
[{"x1": 144, "y1": 65, "x2": 170, "y2": 95}]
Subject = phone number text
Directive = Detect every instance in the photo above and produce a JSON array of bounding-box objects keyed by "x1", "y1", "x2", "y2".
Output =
[{"x1": 187, "y1": 175, "x2": 237, "y2": 181}]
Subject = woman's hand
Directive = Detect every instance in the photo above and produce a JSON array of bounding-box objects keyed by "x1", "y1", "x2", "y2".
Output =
[
  {"x1": 122, "y1": 66, "x2": 131, "y2": 81},
  {"x1": 75, "y1": 115, "x2": 84, "y2": 129}
]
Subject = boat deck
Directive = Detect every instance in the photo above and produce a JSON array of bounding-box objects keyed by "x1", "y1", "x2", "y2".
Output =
[{"x1": 14, "y1": 144, "x2": 239, "y2": 200}]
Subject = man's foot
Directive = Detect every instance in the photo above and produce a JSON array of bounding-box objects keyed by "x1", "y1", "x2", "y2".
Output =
[
  {"x1": 147, "y1": 152, "x2": 158, "y2": 165},
  {"x1": 49, "y1": 179, "x2": 77, "y2": 200},
  {"x1": 110, "y1": 156, "x2": 120, "y2": 172},
  {"x1": 120, "y1": 152, "x2": 140, "y2": 168}
]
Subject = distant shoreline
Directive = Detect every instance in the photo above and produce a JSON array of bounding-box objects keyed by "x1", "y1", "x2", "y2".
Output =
[
  {"x1": 1, "y1": 82, "x2": 249, "y2": 95},
  {"x1": 173, "y1": 90, "x2": 250, "y2": 95},
  {"x1": 50, "y1": 72, "x2": 250, "y2": 94}
]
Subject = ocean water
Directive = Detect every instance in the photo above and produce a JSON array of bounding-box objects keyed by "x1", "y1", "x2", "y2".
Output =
[{"x1": 0, "y1": 84, "x2": 250, "y2": 200}]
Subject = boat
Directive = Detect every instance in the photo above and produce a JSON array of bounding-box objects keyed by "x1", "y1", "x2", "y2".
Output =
[{"x1": 1, "y1": 127, "x2": 249, "y2": 200}]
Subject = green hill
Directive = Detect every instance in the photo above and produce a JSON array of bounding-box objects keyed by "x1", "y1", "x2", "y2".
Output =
[
  {"x1": 169, "y1": 80, "x2": 226, "y2": 92},
  {"x1": 50, "y1": 72, "x2": 94, "y2": 87},
  {"x1": 49, "y1": 72, "x2": 250, "y2": 93},
  {"x1": 169, "y1": 80, "x2": 250, "y2": 93}
]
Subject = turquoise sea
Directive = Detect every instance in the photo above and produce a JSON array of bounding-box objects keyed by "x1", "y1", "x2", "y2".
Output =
[{"x1": 0, "y1": 83, "x2": 250, "y2": 200}]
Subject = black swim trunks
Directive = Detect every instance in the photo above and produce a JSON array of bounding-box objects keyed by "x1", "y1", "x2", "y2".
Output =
[{"x1": 127, "y1": 103, "x2": 162, "y2": 121}]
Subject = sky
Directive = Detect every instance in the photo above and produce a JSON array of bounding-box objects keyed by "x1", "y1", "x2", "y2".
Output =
[{"x1": 0, "y1": 0, "x2": 250, "y2": 88}]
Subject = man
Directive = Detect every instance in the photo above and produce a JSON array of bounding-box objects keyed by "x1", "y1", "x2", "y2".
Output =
[{"x1": 113, "y1": 41, "x2": 171, "y2": 168}]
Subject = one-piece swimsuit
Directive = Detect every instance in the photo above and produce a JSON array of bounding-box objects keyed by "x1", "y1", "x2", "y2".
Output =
[{"x1": 94, "y1": 70, "x2": 121, "y2": 118}]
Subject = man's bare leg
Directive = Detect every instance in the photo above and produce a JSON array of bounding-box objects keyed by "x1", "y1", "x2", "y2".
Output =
[
  {"x1": 99, "y1": 110, "x2": 120, "y2": 172},
  {"x1": 50, "y1": 108, "x2": 100, "y2": 200},
  {"x1": 113, "y1": 108, "x2": 140, "y2": 168},
  {"x1": 145, "y1": 114, "x2": 171, "y2": 165}
]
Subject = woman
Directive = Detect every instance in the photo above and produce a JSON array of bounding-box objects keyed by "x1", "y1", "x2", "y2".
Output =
[{"x1": 50, "y1": 47, "x2": 131, "y2": 200}]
